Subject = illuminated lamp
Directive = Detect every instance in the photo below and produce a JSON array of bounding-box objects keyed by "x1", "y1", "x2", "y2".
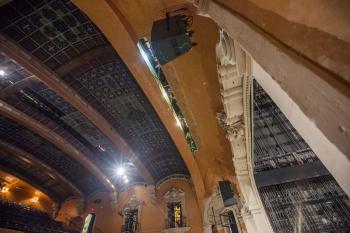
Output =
[
  {"x1": 116, "y1": 166, "x2": 125, "y2": 176},
  {"x1": 1, "y1": 186, "x2": 9, "y2": 193}
]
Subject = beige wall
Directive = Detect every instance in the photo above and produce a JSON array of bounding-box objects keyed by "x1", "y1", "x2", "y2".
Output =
[
  {"x1": 65, "y1": 179, "x2": 203, "y2": 233},
  {"x1": 215, "y1": 0, "x2": 350, "y2": 83}
]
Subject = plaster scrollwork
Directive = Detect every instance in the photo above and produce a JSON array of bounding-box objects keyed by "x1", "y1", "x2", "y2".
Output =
[
  {"x1": 215, "y1": 29, "x2": 274, "y2": 233},
  {"x1": 123, "y1": 195, "x2": 143, "y2": 213},
  {"x1": 147, "y1": 185, "x2": 157, "y2": 204},
  {"x1": 217, "y1": 110, "x2": 244, "y2": 139},
  {"x1": 164, "y1": 188, "x2": 185, "y2": 203},
  {"x1": 192, "y1": 0, "x2": 211, "y2": 15}
]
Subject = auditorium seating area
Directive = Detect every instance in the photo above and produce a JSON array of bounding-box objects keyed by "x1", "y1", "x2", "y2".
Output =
[{"x1": 0, "y1": 200, "x2": 78, "y2": 233}]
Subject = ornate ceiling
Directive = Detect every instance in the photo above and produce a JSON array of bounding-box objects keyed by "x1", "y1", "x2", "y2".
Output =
[{"x1": 0, "y1": 0, "x2": 189, "y2": 200}]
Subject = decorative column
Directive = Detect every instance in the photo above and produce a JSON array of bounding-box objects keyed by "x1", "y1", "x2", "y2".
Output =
[{"x1": 215, "y1": 30, "x2": 274, "y2": 233}]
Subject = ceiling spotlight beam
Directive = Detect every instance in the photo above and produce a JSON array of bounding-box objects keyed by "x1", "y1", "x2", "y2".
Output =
[
  {"x1": 0, "y1": 99, "x2": 115, "y2": 192},
  {"x1": 0, "y1": 36, "x2": 155, "y2": 185},
  {"x1": 0, "y1": 140, "x2": 83, "y2": 197},
  {"x1": 0, "y1": 76, "x2": 40, "y2": 99}
]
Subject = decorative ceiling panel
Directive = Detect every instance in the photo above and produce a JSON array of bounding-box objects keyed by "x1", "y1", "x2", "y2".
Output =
[
  {"x1": 0, "y1": 0, "x2": 189, "y2": 183},
  {"x1": 0, "y1": 0, "x2": 107, "y2": 70},
  {"x1": 61, "y1": 49, "x2": 189, "y2": 180},
  {"x1": 0, "y1": 115, "x2": 104, "y2": 195},
  {"x1": 0, "y1": 53, "x2": 144, "y2": 187}
]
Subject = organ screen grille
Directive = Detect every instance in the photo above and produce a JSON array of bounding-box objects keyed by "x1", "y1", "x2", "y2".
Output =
[{"x1": 252, "y1": 80, "x2": 350, "y2": 233}]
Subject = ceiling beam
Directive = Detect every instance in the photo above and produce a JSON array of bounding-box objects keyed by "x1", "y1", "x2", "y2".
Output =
[
  {"x1": 0, "y1": 140, "x2": 83, "y2": 197},
  {"x1": 0, "y1": 76, "x2": 40, "y2": 99},
  {"x1": 54, "y1": 45, "x2": 113, "y2": 77},
  {"x1": 0, "y1": 36, "x2": 155, "y2": 185},
  {"x1": 0, "y1": 99, "x2": 115, "y2": 192}
]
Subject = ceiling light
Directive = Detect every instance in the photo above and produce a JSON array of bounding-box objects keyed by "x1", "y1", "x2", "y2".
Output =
[
  {"x1": 124, "y1": 179, "x2": 129, "y2": 184},
  {"x1": 1, "y1": 187, "x2": 9, "y2": 193},
  {"x1": 123, "y1": 175, "x2": 127, "y2": 179},
  {"x1": 116, "y1": 166, "x2": 125, "y2": 176},
  {"x1": 0, "y1": 70, "x2": 5, "y2": 76}
]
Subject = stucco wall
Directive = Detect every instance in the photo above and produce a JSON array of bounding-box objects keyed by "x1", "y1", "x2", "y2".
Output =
[{"x1": 68, "y1": 180, "x2": 202, "y2": 233}]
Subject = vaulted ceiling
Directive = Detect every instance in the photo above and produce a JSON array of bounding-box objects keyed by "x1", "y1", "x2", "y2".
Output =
[{"x1": 0, "y1": 0, "x2": 189, "y2": 201}]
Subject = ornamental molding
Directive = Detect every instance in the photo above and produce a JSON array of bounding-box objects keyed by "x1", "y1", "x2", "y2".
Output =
[
  {"x1": 147, "y1": 185, "x2": 157, "y2": 204},
  {"x1": 216, "y1": 110, "x2": 244, "y2": 139},
  {"x1": 163, "y1": 188, "x2": 185, "y2": 203},
  {"x1": 156, "y1": 174, "x2": 191, "y2": 190},
  {"x1": 215, "y1": 29, "x2": 274, "y2": 232},
  {"x1": 123, "y1": 195, "x2": 143, "y2": 213},
  {"x1": 192, "y1": 0, "x2": 211, "y2": 15}
]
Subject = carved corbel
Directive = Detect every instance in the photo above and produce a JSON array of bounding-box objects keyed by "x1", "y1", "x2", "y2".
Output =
[{"x1": 192, "y1": 0, "x2": 211, "y2": 15}]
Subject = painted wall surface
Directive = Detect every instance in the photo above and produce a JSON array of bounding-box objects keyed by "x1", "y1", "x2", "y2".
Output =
[{"x1": 72, "y1": 180, "x2": 202, "y2": 233}]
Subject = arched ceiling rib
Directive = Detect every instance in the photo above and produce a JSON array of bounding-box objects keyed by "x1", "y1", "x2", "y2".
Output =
[
  {"x1": 0, "y1": 114, "x2": 105, "y2": 195},
  {"x1": 0, "y1": 38, "x2": 155, "y2": 184},
  {"x1": 0, "y1": 163, "x2": 64, "y2": 202},
  {"x1": 0, "y1": 0, "x2": 189, "y2": 192},
  {"x1": 0, "y1": 99, "x2": 114, "y2": 193},
  {"x1": 0, "y1": 140, "x2": 82, "y2": 198},
  {"x1": 0, "y1": 50, "x2": 144, "y2": 191}
]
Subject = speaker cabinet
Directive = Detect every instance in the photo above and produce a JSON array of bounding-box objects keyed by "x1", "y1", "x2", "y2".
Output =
[
  {"x1": 219, "y1": 180, "x2": 236, "y2": 207},
  {"x1": 151, "y1": 15, "x2": 193, "y2": 65}
]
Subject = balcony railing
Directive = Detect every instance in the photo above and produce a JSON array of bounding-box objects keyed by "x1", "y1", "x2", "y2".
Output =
[
  {"x1": 137, "y1": 39, "x2": 197, "y2": 153},
  {"x1": 121, "y1": 222, "x2": 140, "y2": 233},
  {"x1": 165, "y1": 216, "x2": 187, "y2": 229}
]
